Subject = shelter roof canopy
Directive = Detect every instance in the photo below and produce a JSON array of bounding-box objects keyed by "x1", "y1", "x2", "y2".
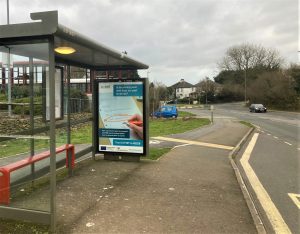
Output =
[{"x1": 0, "y1": 11, "x2": 149, "y2": 70}]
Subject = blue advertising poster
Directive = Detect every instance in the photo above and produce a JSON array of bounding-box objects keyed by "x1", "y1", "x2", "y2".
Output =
[{"x1": 98, "y1": 81, "x2": 144, "y2": 154}]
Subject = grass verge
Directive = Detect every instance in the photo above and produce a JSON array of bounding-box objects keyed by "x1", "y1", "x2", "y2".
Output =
[
  {"x1": 146, "y1": 117, "x2": 209, "y2": 161},
  {"x1": 150, "y1": 118, "x2": 210, "y2": 137},
  {"x1": 144, "y1": 147, "x2": 171, "y2": 160},
  {"x1": 178, "y1": 111, "x2": 196, "y2": 118},
  {"x1": 1, "y1": 117, "x2": 210, "y2": 158},
  {"x1": 239, "y1": 121, "x2": 254, "y2": 128},
  {"x1": 0, "y1": 124, "x2": 93, "y2": 159}
]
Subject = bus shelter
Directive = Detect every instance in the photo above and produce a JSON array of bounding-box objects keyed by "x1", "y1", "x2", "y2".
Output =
[{"x1": 0, "y1": 10, "x2": 148, "y2": 231}]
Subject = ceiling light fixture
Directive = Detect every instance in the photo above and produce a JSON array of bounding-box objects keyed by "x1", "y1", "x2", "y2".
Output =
[{"x1": 54, "y1": 47, "x2": 76, "y2": 55}]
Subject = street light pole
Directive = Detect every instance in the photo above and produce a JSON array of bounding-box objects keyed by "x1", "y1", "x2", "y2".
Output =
[
  {"x1": 244, "y1": 69, "x2": 247, "y2": 105},
  {"x1": 205, "y1": 78, "x2": 208, "y2": 106},
  {"x1": 6, "y1": 0, "x2": 12, "y2": 116},
  {"x1": 147, "y1": 71, "x2": 155, "y2": 116},
  {"x1": 7, "y1": 0, "x2": 10, "y2": 24}
]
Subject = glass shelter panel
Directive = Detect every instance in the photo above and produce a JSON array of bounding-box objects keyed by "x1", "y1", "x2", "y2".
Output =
[
  {"x1": 0, "y1": 42, "x2": 52, "y2": 213},
  {"x1": 57, "y1": 65, "x2": 92, "y2": 157}
]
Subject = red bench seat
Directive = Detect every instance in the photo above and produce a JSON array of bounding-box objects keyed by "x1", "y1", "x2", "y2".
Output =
[{"x1": 0, "y1": 144, "x2": 75, "y2": 205}]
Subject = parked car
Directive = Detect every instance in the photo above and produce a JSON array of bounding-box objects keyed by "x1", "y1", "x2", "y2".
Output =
[
  {"x1": 153, "y1": 105, "x2": 178, "y2": 118},
  {"x1": 249, "y1": 104, "x2": 267, "y2": 113}
]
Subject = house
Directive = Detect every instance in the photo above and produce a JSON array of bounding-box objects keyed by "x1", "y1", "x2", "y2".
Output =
[{"x1": 170, "y1": 79, "x2": 196, "y2": 99}]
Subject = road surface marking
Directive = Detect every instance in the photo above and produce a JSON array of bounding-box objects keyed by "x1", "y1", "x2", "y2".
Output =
[
  {"x1": 273, "y1": 136, "x2": 279, "y2": 139},
  {"x1": 149, "y1": 140, "x2": 161, "y2": 144},
  {"x1": 240, "y1": 133, "x2": 291, "y2": 234},
  {"x1": 152, "y1": 136, "x2": 234, "y2": 150},
  {"x1": 253, "y1": 124, "x2": 261, "y2": 130},
  {"x1": 298, "y1": 148, "x2": 300, "y2": 151},
  {"x1": 288, "y1": 193, "x2": 300, "y2": 209},
  {"x1": 267, "y1": 133, "x2": 271, "y2": 136},
  {"x1": 284, "y1": 142, "x2": 292, "y2": 146},
  {"x1": 172, "y1": 144, "x2": 191, "y2": 150}
]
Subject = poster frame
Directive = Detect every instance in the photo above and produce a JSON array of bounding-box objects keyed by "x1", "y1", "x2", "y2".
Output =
[{"x1": 94, "y1": 78, "x2": 148, "y2": 156}]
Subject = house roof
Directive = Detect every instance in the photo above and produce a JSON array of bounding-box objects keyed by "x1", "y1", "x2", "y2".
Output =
[
  {"x1": 170, "y1": 79, "x2": 194, "y2": 88},
  {"x1": 0, "y1": 11, "x2": 148, "y2": 70}
]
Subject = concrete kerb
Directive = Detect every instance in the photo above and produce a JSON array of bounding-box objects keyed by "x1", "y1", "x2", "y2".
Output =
[{"x1": 228, "y1": 126, "x2": 266, "y2": 234}]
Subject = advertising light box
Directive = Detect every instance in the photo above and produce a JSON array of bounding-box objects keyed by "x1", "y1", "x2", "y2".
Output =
[{"x1": 95, "y1": 79, "x2": 147, "y2": 156}]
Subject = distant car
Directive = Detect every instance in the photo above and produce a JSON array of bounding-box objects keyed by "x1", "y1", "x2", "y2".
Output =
[
  {"x1": 153, "y1": 105, "x2": 178, "y2": 118},
  {"x1": 249, "y1": 104, "x2": 267, "y2": 113}
]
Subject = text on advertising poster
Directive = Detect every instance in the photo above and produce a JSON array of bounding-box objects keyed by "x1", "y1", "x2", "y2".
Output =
[{"x1": 98, "y1": 81, "x2": 144, "y2": 154}]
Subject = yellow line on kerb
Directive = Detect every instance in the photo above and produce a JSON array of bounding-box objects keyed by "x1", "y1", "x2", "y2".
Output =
[
  {"x1": 152, "y1": 136, "x2": 234, "y2": 150},
  {"x1": 240, "y1": 133, "x2": 291, "y2": 234},
  {"x1": 288, "y1": 193, "x2": 300, "y2": 209}
]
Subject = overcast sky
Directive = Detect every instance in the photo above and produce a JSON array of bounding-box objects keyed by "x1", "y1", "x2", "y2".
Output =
[{"x1": 0, "y1": 0, "x2": 298, "y2": 86}]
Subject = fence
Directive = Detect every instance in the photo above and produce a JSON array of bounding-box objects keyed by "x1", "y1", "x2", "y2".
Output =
[{"x1": 64, "y1": 98, "x2": 91, "y2": 114}]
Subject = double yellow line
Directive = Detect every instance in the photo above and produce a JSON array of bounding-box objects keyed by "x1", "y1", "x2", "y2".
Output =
[{"x1": 241, "y1": 133, "x2": 291, "y2": 234}]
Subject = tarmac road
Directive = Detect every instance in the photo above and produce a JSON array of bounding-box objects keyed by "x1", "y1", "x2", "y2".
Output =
[{"x1": 182, "y1": 103, "x2": 300, "y2": 233}]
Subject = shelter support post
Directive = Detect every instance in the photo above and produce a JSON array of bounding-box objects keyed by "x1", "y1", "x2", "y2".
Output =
[
  {"x1": 7, "y1": 49, "x2": 11, "y2": 116},
  {"x1": 67, "y1": 65, "x2": 73, "y2": 176},
  {"x1": 29, "y1": 57, "x2": 35, "y2": 184},
  {"x1": 91, "y1": 69, "x2": 96, "y2": 160},
  {"x1": 49, "y1": 38, "x2": 57, "y2": 233}
]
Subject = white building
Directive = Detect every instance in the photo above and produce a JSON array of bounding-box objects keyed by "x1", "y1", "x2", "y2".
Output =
[{"x1": 170, "y1": 79, "x2": 196, "y2": 99}]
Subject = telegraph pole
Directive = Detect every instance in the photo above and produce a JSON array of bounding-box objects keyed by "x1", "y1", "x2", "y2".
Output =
[
  {"x1": 7, "y1": 0, "x2": 12, "y2": 116},
  {"x1": 7, "y1": 0, "x2": 10, "y2": 24},
  {"x1": 244, "y1": 69, "x2": 247, "y2": 105}
]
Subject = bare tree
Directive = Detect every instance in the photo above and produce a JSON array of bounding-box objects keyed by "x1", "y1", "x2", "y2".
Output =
[
  {"x1": 218, "y1": 43, "x2": 284, "y2": 103},
  {"x1": 219, "y1": 43, "x2": 283, "y2": 71},
  {"x1": 196, "y1": 77, "x2": 217, "y2": 104},
  {"x1": 149, "y1": 81, "x2": 169, "y2": 115},
  {"x1": 264, "y1": 49, "x2": 282, "y2": 69}
]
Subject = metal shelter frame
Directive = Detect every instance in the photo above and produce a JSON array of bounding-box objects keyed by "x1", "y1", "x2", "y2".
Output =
[{"x1": 0, "y1": 10, "x2": 148, "y2": 232}]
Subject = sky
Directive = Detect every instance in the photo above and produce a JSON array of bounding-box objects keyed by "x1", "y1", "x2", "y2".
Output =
[{"x1": 0, "y1": 0, "x2": 298, "y2": 86}]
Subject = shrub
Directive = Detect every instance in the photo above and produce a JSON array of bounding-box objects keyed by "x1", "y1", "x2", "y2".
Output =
[
  {"x1": 248, "y1": 71, "x2": 299, "y2": 110},
  {"x1": 13, "y1": 104, "x2": 42, "y2": 115},
  {"x1": 12, "y1": 86, "x2": 29, "y2": 99},
  {"x1": 216, "y1": 83, "x2": 244, "y2": 102},
  {"x1": 68, "y1": 88, "x2": 90, "y2": 113},
  {"x1": 10, "y1": 85, "x2": 42, "y2": 99},
  {"x1": 176, "y1": 97, "x2": 191, "y2": 104},
  {"x1": 12, "y1": 96, "x2": 43, "y2": 115}
]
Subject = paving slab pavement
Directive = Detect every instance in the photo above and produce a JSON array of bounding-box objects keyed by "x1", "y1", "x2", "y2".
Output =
[
  {"x1": 64, "y1": 147, "x2": 256, "y2": 233},
  {"x1": 8, "y1": 119, "x2": 258, "y2": 233},
  {"x1": 58, "y1": 121, "x2": 257, "y2": 233}
]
